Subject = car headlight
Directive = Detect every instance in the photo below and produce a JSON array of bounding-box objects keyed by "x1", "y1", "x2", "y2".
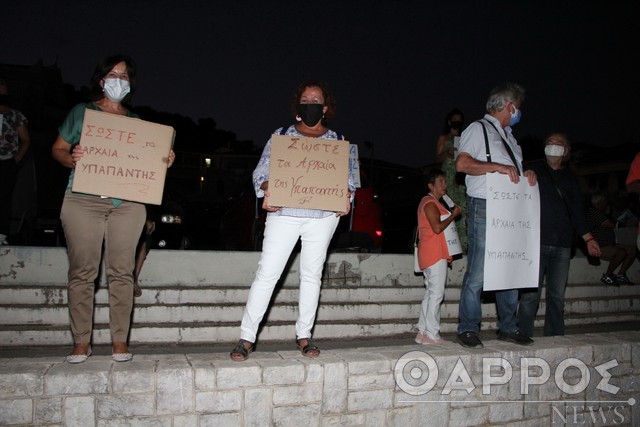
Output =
[{"x1": 161, "y1": 214, "x2": 182, "y2": 224}]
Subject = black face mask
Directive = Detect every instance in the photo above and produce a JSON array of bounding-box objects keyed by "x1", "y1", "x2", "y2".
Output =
[
  {"x1": 296, "y1": 104, "x2": 324, "y2": 127},
  {"x1": 450, "y1": 121, "x2": 463, "y2": 131},
  {"x1": 0, "y1": 94, "x2": 9, "y2": 106}
]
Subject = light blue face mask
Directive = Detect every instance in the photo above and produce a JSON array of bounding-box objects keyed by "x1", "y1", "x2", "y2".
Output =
[{"x1": 509, "y1": 106, "x2": 521, "y2": 127}]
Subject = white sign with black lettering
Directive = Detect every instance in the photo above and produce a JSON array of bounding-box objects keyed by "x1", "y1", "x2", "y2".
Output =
[{"x1": 484, "y1": 172, "x2": 540, "y2": 291}]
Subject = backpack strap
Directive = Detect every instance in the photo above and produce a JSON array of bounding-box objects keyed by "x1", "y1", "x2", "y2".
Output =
[{"x1": 481, "y1": 119, "x2": 522, "y2": 175}]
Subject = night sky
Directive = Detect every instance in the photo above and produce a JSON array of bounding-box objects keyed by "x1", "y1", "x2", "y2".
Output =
[{"x1": 5, "y1": 1, "x2": 639, "y2": 168}]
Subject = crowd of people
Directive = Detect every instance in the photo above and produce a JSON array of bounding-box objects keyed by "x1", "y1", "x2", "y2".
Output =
[
  {"x1": 2, "y1": 54, "x2": 638, "y2": 363},
  {"x1": 419, "y1": 83, "x2": 635, "y2": 350}
]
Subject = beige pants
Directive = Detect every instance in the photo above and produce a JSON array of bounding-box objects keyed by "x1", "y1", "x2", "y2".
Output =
[{"x1": 60, "y1": 194, "x2": 146, "y2": 343}]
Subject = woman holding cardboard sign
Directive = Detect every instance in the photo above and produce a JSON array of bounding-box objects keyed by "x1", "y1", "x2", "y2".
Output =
[
  {"x1": 52, "y1": 54, "x2": 175, "y2": 364},
  {"x1": 230, "y1": 81, "x2": 355, "y2": 361}
]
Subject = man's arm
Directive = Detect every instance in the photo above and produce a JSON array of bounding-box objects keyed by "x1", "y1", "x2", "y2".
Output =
[{"x1": 456, "y1": 152, "x2": 521, "y2": 183}]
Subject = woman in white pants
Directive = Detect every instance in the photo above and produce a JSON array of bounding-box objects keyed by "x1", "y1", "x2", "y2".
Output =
[
  {"x1": 231, "y1": 81, "x2": 354, "y2": 361},
  {"x1": 415, "y1": 168, "x2": 461, "y2": 344}
]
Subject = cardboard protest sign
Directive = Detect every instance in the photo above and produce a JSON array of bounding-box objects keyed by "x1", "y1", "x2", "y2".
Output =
[
  {"x1": 71, "y1": 109, "x2": 175, "y2": 205},
  {"x1": 484, "y1": 172, "x2": 540, "y2": 291},
  {"x1": 268, "y1": 135, "x2": 350, "y2": 212}
]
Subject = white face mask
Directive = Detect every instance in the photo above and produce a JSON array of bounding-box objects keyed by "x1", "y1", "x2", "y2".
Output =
[
  {"x1": 103, "y1": 78, "x2": 131, "y2": 102},
  {"x1": 544, "y1": 145, "x2": 565, "y2": 157}
]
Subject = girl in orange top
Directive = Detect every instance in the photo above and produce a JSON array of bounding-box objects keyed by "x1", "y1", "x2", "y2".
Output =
[{"x1": 415, "y1": 168, "x2": 462, "y2": 344}]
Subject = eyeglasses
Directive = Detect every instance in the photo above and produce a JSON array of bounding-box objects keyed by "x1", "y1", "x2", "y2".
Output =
[{"x1": 105, "y1": 70, "x2": 129, "y2": 81}]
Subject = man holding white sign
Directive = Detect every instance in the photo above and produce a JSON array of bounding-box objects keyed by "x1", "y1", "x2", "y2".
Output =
[{"x1": 455, "y1": 82, "x2": 538, "y2": 349}]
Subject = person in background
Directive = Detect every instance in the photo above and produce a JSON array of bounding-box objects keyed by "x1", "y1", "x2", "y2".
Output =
[
  {"x1": 230, "y1": 81, "x2": 355, "y2": 361},
  {"x1": 587, "y1": 192, "x2": 636, "y2": 286},
  {"x1": 0, "y1": 79, "x2": 31, "y2": 245},
  {"x1": 455, "y1": 82, "x2": 537, "y2": 348},
  {"x1": 133, "y1": 212, "x2": 156, "y2": 298},
  {"x1": 517, "y1": 133, "x2": 601, "y2": 337},
  {"x1": 415, "y1": 168, "x2": 462, "y2": 345},
  {"x1": 625, "y1": 151, "x2": 640, "y2": 251},
  {"x1": 435, "y1": 108, "x2": 467, "y2": 252},
  {"x1": 51, "y1": 54, "x2": 175, "y2": 363}
]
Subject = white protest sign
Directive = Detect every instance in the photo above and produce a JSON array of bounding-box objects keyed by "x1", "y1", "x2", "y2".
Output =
[
  {"x1": 440, "y1": 194, "x2": 462, "y2": 256},
  {"x1": 484, "y1": 172, "x2": 540, "y2": 291},
  {"x1": 453, "y1": 136, "x2": 460, "y2": 160},
  {"x1": 350, "y1": 144, "x2": 361, "y2": 188},
  {"x1": 440, "y1": 213, "x2": 462, "y2": 256}
]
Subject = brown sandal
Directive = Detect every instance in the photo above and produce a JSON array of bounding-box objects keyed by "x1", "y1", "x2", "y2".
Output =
[
  {"x1": 296, "y1": 338, "x2": 320, "y2": 358},
  {"x1": 230, "y1": 339, "x2": 253, "y2": 361}
]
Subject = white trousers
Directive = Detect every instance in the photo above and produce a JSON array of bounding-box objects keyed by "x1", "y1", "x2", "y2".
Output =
[
  {"x1": 240, "y1": 214, "x2": 340, "y2": 343},
  {"x1": 417, "y1": 259, "x2": 448, "y2": 339}
]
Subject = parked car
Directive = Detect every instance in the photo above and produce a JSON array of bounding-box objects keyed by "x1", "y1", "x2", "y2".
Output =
[
  {"x1": 149, "y1": 200, "x2": 190, "y2": 250},
  {"x1": 219, "y1": 173, "x2": 384, "y2": 253},
  {"x1": 331, "y1": 171, "x2": 383, "y2": 252}
]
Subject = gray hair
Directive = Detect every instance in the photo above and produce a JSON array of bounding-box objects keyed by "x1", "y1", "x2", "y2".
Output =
[{"x1": 485, "y1": 82, "x2": 525, "y2": 113}]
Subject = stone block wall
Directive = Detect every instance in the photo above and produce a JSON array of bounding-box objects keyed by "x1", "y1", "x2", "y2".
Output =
[{"x1": 1, "y1": 331, "x2": 638, "y2": 426}]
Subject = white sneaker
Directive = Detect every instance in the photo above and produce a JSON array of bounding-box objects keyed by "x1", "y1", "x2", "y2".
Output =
[
  {"x1": 415, "y1": 332, "x2": 446, "y2": 345},
  {"x1": 0, "y1": 234, "x2": 8, "y2": 245}
]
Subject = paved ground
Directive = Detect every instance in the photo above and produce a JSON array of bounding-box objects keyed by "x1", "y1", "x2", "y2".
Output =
[{"x1": 2, "y1": 321, "x2": 638, "y2": 359}]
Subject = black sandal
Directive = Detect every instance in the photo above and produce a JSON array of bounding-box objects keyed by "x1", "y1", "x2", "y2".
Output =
[
  {"x1": 296, "y1": 338, "x2": 320, "y2": 358},
  {"x1": 230, "y1": 339, "x2": 253, "y2": 361}
]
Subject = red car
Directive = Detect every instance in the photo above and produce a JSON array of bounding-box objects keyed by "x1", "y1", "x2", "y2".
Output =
[
  {"x1": 220, "y1": 175, "x2": 383, "y2": 253},
  {"x1": 331, "y1": 171, "x2": 383, "y2": 252}
]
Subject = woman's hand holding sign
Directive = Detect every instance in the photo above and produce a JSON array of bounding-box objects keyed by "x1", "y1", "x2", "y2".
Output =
[{"x1": 260, "y1": 181, "x2": 282, "y2": 212}]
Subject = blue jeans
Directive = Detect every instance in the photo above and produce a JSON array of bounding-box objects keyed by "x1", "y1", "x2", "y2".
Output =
[
  {"x1": 457, "y1": 197, "x2": 519, "y2": 335},
  {"x1": 518, "y1": 245, "x2": 570, "y2": 337}
]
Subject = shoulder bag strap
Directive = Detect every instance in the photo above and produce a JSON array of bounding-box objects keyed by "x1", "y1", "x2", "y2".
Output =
[
  {"x1": 484, "y1": 119, "x2": 522, "y2": 176},
  {"x1": 479, "y1": 120, "x2": 491, "y2": 163}
]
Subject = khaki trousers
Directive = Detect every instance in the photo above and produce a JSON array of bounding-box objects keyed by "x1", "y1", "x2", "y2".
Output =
[{"x1": 60, "y1": 194, "x2": 146, "y2": 343}]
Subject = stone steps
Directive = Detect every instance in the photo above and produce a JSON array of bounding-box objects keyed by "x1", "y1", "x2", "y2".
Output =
[
  {"x1": 1, "y1": 247, "x2": 639, "y2": 347},
  {"x1": 0, "y1": 283, "x2": 638, "y2": 346}
]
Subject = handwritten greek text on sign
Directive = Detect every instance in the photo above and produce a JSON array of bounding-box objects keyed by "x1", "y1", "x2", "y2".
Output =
[
  {"x1": 484, "y1": 173, "x2": 540, "y2": 291},
  {"x1": 440, "y1": 213, "x2": 463, "y2": 256},
  {"x1": 268, "y1": 135, "x2": 350, "y2": 212},
  {"x1": 72, "y1": 109, "x2": 175, "y2": 205}
]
